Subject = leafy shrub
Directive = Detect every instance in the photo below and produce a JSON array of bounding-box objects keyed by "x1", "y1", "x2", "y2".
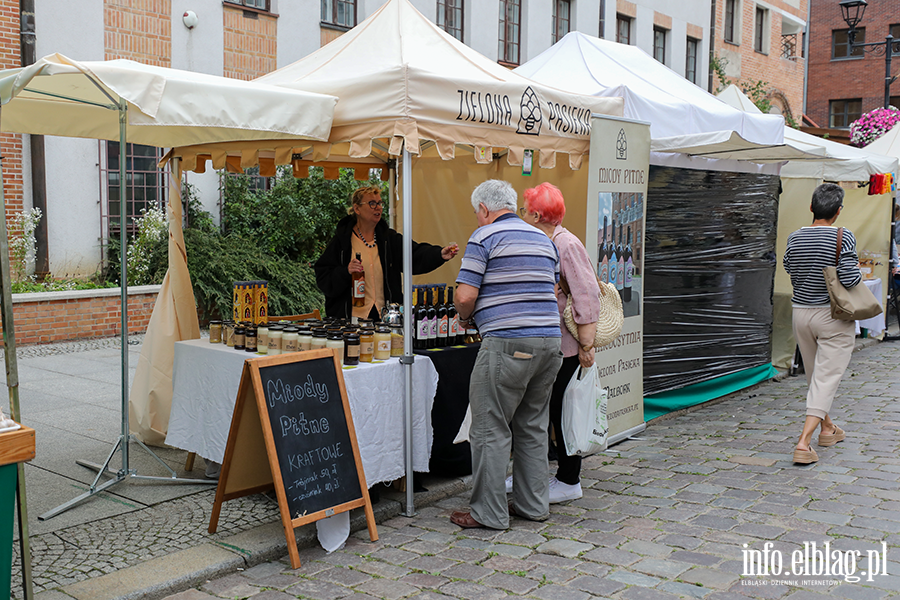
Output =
[
  {"x1": 127, "y1": 206, "x2": 168, "y2": 286},
  {"x1": 10, "y1": 207, "x2": 42, "y2": 282},
  {"x1": 181, "y1": 228, "x2": 323, "y2": 321},
  {"x1": 222, "y1": 166, "x2": 388, "y2": 262}
]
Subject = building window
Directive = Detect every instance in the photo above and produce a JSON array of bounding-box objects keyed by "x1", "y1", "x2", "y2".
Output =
[
  {"x1": 653, "y1": 27, "x2": 667, "y2": 63},
  {"x1": 890, "y1": 95, "x2": 900, "y2": 109},
  {"x1": 832, "y1": 28, "x2": 865, "y2": 58},
  {"x1": 225, "y1": 0, "x2": 269, "y2": 10},
  {"x1": 724, "y1": 0, "x2": 736, "y2": 43},
  {"x1": 890, "y1": 24, "x2": 900, "y2": 39},
  {"x1": 599, "y1": 0, "x2": 605, "y2": 38},
  {"x1": 437, "y1": 0, "x2": 464, "y2": 41},
  {"x1": 616, "y1": 14, "x2": 631, "y2": 45},
  {"x1": 686, "y1": 37, "x2": 699, "y2": 84},
  {"x1": 321, "y1": 0, "x2": 356, "y2": 28},
  {"x1": 100, "y1": 141, "x2": 166, "y2": 239},
  {"x1": 829, "y1": 99, "x2": 863, "y2": 128},
  {"x1": 754, "y1": 7, "x2": 768, "y2": 53},
  {"x1": 498, "y1": 0, "x2": 521, "y2": 65},
  {"x1": 552, "y1": 0, "x2": 570, "y2": 44}
]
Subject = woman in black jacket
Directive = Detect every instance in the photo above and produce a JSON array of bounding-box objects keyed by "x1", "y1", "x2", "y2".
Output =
[{"x1": 314, "y1": 186, "x2": 458, "y2": 319}]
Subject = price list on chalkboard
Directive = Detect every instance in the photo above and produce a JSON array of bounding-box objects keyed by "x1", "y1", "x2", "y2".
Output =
[{"x1": 258, "y1": 359, "x2": 362, "y2": 517}]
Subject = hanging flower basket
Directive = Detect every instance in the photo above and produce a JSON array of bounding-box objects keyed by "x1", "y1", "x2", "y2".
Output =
[{"x1": 850, "y1": 106, "x2": 900, "y2": 147}]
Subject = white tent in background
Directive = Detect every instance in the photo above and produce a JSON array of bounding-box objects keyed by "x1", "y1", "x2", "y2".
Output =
[
  {"x1": 863, "y1": 123, "x2": 900, "y2": 166},
  {"x1": 513, "y1": 32, "x2": 823, "y2": 168},
  {"x1": 718, "y1": 84, "x2": 897, "y2": 180}
]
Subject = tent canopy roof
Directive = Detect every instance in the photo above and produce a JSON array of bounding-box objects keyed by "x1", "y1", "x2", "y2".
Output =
[
  {"x1": 717, "y1": 84, "x2": 898, "y2": 180},
  {"x1": 0, "y1": 53, "x2": 337, "y2": 148},
  {"x1": 514, "y1": 33, "x2": 784, "y2": 148},
  {"x1": 185, "y1": 0, "x2": 623, "y2": 173}
]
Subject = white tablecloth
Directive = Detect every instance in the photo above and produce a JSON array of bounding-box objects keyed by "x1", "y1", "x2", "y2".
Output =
[
  {"x1": 166, "y1": 339, "x2": 438, "y2": 488},
  {"x1": 855, "y1": 278, "x2": 885, "y2": 336}
]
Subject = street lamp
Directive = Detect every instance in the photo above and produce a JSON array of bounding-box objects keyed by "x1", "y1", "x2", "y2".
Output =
[{"x1": 839, "y1": 0, "x2": 900, "y2": 109}]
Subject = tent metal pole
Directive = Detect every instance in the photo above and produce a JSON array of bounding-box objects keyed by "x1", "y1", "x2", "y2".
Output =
[
  {"x1": 0, "y1": 152, "x2": 35, "y2": 598},
  {"x1": 39, "y1": 102, "x2": 213, "y2": 522},
  {"x1": 401, "y1": 147, "x2": 415, "y2": 517},
  {"x1": 118, "y1": 98, "x2": 130, "y2": 474}
]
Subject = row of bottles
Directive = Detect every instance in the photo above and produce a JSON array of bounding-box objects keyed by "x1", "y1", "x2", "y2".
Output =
[
  {"x1": 598, "y1": 217, "x2": 634, "y2": 303},
  {"x1": 413, "y1": 285, "x2": 480, "y2": 349}
]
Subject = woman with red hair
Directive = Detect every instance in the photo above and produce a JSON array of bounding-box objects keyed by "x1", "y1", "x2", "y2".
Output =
[{"x1": 510, "y1": 182, "x2": 600, "y2": 502}]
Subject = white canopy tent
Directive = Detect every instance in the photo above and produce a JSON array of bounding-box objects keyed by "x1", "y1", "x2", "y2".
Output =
[
  {"x1": 512, "y1": 32, "x2": 821, "y2": 171},
  {"x1": 168, "y1": 0, "x2": 624, "y2": 516},
  {"x1": 0, "y1": 54, "x2": 338, "y2": 532},
  {"x1": 861, "y1": 123, "x2": 900, "y2": 166},
  {"x1": 718, "y1": 84, "x2": 898, "y2": 179}
]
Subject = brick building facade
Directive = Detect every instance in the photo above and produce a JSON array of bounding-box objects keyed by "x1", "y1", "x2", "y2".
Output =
[
  {"x1": 0, "y1": 0, "x2": 23, "y2": 245},
  {"x1": 713, "y1": 0, "x2": 807, "y2": 122},
  {"x1": 806, "y1": 0, "x2": 900, "y2": 129}
]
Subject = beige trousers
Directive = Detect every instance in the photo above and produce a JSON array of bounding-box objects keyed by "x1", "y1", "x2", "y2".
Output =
[{"x1": 792, "y1": 306, "x2": 856, "y2": 419}]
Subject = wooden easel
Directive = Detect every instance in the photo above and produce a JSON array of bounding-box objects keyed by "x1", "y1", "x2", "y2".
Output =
[{"x1": 209, "y1": 349, "x2": 377, "y2": 568}]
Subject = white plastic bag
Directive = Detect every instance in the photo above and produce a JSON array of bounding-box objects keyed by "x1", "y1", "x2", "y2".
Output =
[
  {"x1": 454, "y1": 404, "x2": 473, "y2": 444},
  {"x1": 562, "y1": 364, "x2": 609, "y2": 457}
]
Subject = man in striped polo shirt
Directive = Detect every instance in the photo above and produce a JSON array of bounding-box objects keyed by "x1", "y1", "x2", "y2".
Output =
[{"x1": 450, "y1": 179, "x2": 564, "y2": 530}]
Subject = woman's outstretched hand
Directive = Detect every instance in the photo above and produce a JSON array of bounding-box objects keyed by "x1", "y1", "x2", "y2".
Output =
[{"x1": 442, "y1": 243, "x2": 459, "y2": 260}]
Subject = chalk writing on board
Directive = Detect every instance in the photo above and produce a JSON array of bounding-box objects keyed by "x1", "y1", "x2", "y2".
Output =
[
  {"x1": 280, "y1": 414, "x2": 330, "y2": 437},
  {"x1": 287, "y1": 442, "x2": 345, "y2": 471},
  {"x1": 266, "y1": 374, "x2": 329, "y2": 407},
  {"x1": 258, "y1": 357, "x2": 362, "y2": 517}
]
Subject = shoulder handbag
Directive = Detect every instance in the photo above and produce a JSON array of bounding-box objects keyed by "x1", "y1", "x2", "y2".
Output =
[
  {"x1": 823, "y1": 227, "x2": 882, "y2": 321},
  {"x1": 552, "y1": 232, "x2": 624, "y2": 348}
]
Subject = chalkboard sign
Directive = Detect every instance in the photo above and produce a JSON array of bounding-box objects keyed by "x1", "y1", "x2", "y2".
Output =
[
  {"x1": 257, "y1": 358, "x2": 362, "y2": 517},
  {"x1": 209, "y1": 348, "x2": 377, "y2": 569}
]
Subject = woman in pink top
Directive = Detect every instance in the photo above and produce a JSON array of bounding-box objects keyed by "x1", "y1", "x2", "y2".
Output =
[{"x1": 519, "y1": 182, "x2": 601, "y2": 503}]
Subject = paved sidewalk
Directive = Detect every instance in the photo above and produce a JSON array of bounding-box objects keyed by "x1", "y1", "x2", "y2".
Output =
[{"x1": 9, "y1": 337, "x2": 900, "y2": 599}]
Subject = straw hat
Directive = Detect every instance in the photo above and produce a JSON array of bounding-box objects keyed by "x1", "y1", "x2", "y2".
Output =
[{"x1": 564, "y1": 280, "x2": 623, "y2": 348}]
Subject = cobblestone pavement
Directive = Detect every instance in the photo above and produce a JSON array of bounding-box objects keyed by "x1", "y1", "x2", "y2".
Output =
[
  {"x1": 13, "y1": 490, "x2": 278, "y2": 595},
  {"x1": 162, "y1": 340, "x2": 900, "y2": 600}
]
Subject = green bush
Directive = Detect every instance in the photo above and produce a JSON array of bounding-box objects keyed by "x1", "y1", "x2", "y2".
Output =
[
  {"x1": 221, "y1": 166, "x2": 388, "y2": 262},
  {"x1": 98, "y1": 167, "x2": 386, "y2": 319}
]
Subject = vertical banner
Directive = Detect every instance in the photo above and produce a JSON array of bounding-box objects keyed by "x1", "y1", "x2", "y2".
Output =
[{"x1": 585, "y1": 115, "x2": 651, "y2": 444}]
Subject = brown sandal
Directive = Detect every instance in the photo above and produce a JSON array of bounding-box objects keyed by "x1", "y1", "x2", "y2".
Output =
[
  {"x1": 450, "y1": 511, "x2": 485, "y2": 529},
  {"x1": 818, "y1": 426, "x2": 845, "y2": 447},
  {"x1": 793, "y1": 447, "x2": 819, "y2": 464}
]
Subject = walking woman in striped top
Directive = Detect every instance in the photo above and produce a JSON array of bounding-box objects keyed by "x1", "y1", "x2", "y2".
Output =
[{"x1": 783, "y1": 183, "x2": 861, "y2": 464}]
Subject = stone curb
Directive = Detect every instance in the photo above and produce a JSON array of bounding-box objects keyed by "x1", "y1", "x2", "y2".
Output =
[{"x1": 42, "y1": 474, "x2": 472, "y2": 600}]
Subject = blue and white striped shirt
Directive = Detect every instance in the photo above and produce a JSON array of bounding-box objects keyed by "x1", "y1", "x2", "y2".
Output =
[{"x1": 457, "y1": 213, "x2": 561, "y2": 338}]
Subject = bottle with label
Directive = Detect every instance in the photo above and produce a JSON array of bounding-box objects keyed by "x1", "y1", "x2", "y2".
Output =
[
  {"x1": 608, "y1": 219, "x2": 618, "y2": 288},
  {"x1": 624, "y1": 225, "x2": 633, "y2": 303},
  {"x1": 426, "y1": 287, "x2": 437, "y2": 349},
  {"x1": 598, "y1": 216, "x2": 609, "y2": 283},
  {"x1": 352, "y1": 252, "x2": 366, "y2": 308},
  {"x1": 437, "y1": 287, "x2": 448, "y2": 347},
  {"x1": 616, "y1": 222, "x2": 625, "y2": 296},
  {"x1": 446, "y1": 286, "x2": 459, "y2": 346},
  {"x1": 414, "y1": 288, "x2": 428, "y2": 350}
]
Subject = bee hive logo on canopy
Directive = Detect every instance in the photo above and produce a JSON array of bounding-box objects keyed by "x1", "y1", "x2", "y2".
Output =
[{"x1": 517, "y1": 87, "x2": 543, "y2": 135}]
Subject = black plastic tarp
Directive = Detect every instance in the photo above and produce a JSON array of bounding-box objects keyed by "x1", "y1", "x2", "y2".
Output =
[{"x1": 642, "y1": 166, "x2": 780, "y2": 396}]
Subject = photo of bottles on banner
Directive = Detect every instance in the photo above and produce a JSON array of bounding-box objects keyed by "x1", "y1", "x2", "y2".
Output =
[{"x1": 597, "y1": 192, "x2": 643, "y2": 318}]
